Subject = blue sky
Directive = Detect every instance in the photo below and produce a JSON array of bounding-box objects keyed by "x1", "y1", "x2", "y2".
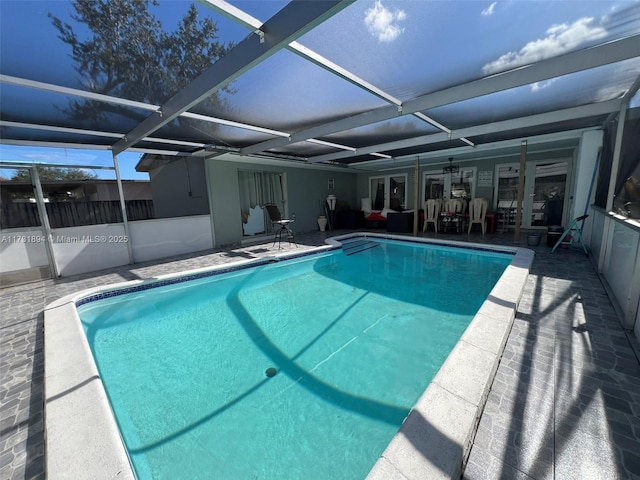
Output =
[{"x1": 0, "y1": 145, "x2": 148, "y2": 180}]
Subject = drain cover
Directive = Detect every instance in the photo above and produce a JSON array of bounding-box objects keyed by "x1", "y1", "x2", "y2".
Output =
[{"x1": 265, "y1": 367, "x2": 277, "y2": 378}]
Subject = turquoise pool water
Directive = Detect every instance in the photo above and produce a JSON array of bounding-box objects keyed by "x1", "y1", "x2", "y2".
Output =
[{"x1": 78, "y1": 238, "x2": 512, "y2": 480}]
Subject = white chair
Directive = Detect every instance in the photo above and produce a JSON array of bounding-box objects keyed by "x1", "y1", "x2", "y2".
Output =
[
  {"x1": 460, "y1": 198, "x2": 468, "y2": 215},
  {"x1": 423, "y1": 199, "x2": 441, "y2": 233},
  {"x1": 445, "y1": 198, "x2": 463, "y2": 214},
  {"x1": 442, "y1": 198, "x2": 464, "y2": 232},
  {"x1": 468, "y1": 198, "x2": 489, "y2": 234}
]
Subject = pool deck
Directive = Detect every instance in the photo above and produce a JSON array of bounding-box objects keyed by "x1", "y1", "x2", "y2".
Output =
[{"x1": 1, "y1": 229, "x2": 639, "y2": 480}]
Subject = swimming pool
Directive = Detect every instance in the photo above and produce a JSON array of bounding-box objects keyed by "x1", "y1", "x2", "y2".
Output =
[{"x1": 44, "y1": 233, "x2": 534, "y2": 480}]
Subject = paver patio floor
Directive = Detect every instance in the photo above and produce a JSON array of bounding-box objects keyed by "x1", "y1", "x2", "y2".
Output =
[{"x1": 1, "y1": 229, "x2": 639, "y2": 479}]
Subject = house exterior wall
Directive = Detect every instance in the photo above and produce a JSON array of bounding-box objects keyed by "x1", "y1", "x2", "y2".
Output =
[
  {"x1": 355, "y1": 149, "x2": 577, "y2": 220},
  {"x1": 572, "y1": 130, "x2": 603, "y2": 221},
  {"x1": 205, "y1": 157, "x2": 357, "y2": 246},
  {"x1": 149, "y1": 158, "x2": 209, "y2": 218},
  {"x1": 207, "y1": 160, "x2": 243, "y2": 247}
]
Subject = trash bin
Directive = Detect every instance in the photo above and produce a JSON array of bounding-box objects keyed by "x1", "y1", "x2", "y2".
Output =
[{"x1": 547, "y1": 225, "x2": 564, "y2": 247}]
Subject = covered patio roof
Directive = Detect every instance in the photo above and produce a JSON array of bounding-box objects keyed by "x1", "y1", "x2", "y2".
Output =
[{"x1": 1, "y1": 0, "x2": 639, "y2": 171}]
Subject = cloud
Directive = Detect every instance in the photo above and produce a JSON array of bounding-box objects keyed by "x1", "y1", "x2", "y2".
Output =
[
  {"x1": 364, "y1": 0, "x2": 407, "y2": 42},
  {"x1": 482, "y1": 17, "x2": 608, "y2": 75},
  {"x1": 531, "y1": 79, "x2": 557, "y2": 92},
  {"x1": 481, "y1": 2, "x2": 498, "y2": 17}
]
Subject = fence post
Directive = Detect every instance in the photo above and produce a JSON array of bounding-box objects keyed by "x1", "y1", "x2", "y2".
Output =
[{"x1": 113, "y1": 153, "x2": 134, "y2": 264}]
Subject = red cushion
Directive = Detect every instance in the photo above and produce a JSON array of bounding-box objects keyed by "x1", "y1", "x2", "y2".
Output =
[{"x1": 366, "y1": 212, "x2": 386, "y2": 221}]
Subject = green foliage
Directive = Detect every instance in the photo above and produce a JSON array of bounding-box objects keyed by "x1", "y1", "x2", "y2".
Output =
[
  {"x1": 11, "y1": 166, "x2": 98, "y2": 182},
  {"x1": 49, "y1": 0, "x2": 234, "y2": 127}
]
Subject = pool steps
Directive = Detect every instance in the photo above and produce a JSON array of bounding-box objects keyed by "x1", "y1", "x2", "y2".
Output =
[{"x1": 341, "y1": 239, "x2": 381, "y2": 256}]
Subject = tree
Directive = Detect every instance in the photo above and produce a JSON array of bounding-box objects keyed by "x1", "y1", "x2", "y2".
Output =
[
  {"x1": 49, "y1": 0, "x2": 235, "y2": 129},
  {"x1": 11, "y1": 166, "x2": 98, "y2": 182}
]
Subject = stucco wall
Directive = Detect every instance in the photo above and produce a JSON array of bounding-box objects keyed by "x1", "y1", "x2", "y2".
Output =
[
  {"x1": 206, "y1": 158, "x2": 357, "y2": 246},
  {"x1": 356, "y1": 149, "x2": 576, "y2": 217},
  {"x1": 572, "y1": 130, "x2": 603, "y2": 220},
  {"x1": 150, "y1": 158, "x2": 209, "y2": 218}
]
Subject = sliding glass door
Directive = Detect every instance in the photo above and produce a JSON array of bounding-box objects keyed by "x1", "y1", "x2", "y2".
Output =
[
  {"x1": 530, "y1": 161, "x2": 569, "y2": 226},
  {"x1": 423, "y1": 172, "x2": 445, "y2": 202},
  {"x1": 495, "y1": 161, "x2": 570, "y2": 229},
  {"x1": 422, "y1": 168, "x2": 475, "y2": 203},
  {"x1": 238, "y1": 170, "x2": 286, "y2": 235},
  {"x1": 369, "y1": 174, "x2": 407, "y2": 210}
]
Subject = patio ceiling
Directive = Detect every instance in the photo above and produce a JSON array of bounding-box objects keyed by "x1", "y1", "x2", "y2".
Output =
[{"x1": 1, "y1": 0, "x2": 640, "y2": 171}]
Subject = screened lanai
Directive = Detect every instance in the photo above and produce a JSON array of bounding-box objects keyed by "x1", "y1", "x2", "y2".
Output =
[
  {"x1": 1, "y1": 0, "x2": 639, "y2": 282},
  {"x1": 2, "y1": 3, "x2": 640, "y2": 480}
]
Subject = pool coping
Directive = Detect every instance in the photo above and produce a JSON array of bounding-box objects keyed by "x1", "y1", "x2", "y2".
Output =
[{"x1": 43, "y1": 233, "x2": 533, "y2": 480}]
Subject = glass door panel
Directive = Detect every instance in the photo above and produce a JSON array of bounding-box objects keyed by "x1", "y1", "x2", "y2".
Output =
[
  {"x1": 423, "y1": 168, "x2": 475, "y2": 203},
  {"x1": 389, "y1": 175, "x2": 406, "y2": 210},
  {"x1": 423, "y1": 172, "x2": 445, "y2": 202},
  {"x1": 495, "y1": 161, "x2": 570, "y2": 229},
  {"x1": 496, "y1": 164, "x2": 520, "y2": 228},
  {"x1": 451, "y1": 169, "x2": 474, "y2": 200},
  {"x1": 369, "y1": 175, "x2": 408, "y2": 210},
  {"x1": 370, "y1": 177, "x2": 386, "y2": 210},
  {"x1": 531, "y1": 162, "x2": 568, "y2": 227}
]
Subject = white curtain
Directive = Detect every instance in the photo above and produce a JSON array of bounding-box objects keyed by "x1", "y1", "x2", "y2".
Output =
[{"x1": 238, "y1": 171, "x2": 285, "y2": 231}]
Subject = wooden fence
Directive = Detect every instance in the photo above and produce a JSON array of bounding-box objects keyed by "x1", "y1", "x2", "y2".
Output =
[{"x1": 0, "y1": 200, "x2": 155, "y2": 229}]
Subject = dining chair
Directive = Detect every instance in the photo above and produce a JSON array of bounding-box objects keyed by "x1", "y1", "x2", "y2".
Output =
[
  {"x1": 442, "y1": 198, "x2": 464, "y2": 232},
  {"x1": 423, "y1": 199, "x2": 441, "y2": 233},
  {"x1": 468, "y1": 198, "x2": 489, "y2": 234}
]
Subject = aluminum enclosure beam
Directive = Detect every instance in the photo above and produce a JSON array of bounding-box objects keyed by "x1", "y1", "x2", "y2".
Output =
[
  {"x1": 112, "y1": 0, "x2": 353, "y2": 155},
  {"x1": 30, "y1": 166, "x2": 59, "y2": 278},
  {"x1": 353, "y1": 128, "x2": 590, "y2": 169},
  {"x1": 309, "y1": 99, "x2": 622, "y2": 163},
  {"x1": 0, "y1": 74, "x2": 158, "y2": 112},
  {"x1": 0, "y1": 120, "x2": 205, "y2": 148},
  {"x1": 242, "y1": 35, "x2": 640, "y2": 156},
  {"x1": 202, "y1": 1, "x2": 470, "y2": 144},
  {"x1": 0, "y1": 75, "x2": 292, "y2": 140}
]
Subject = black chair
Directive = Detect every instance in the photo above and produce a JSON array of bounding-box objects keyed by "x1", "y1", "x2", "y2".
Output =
[{"x1": 264, "y1": 204, "x2": 297, "y2": 248}]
